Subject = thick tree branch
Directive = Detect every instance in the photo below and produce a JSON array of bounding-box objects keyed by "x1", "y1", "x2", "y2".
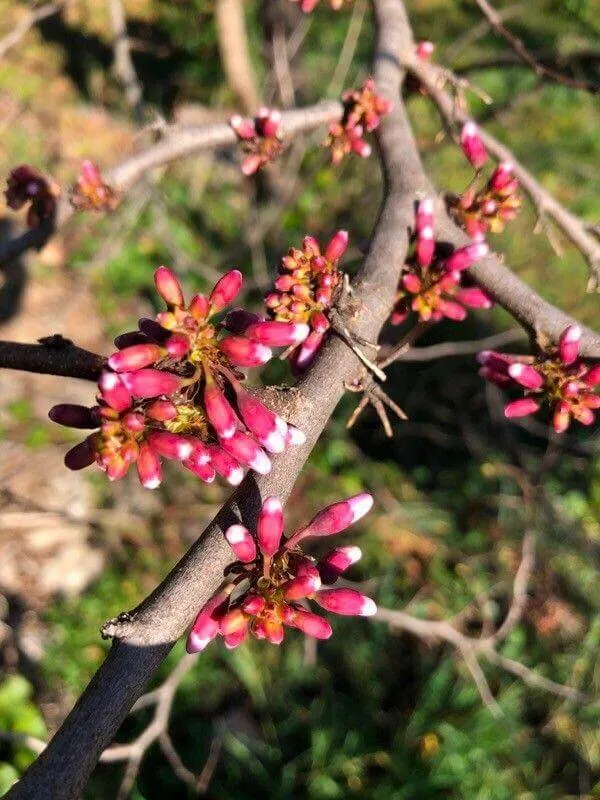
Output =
[
  {"x1": 6, "y1": 2, "x2": 420, "y2": 797},
  {"x1": 402, "y1": 52, "x2": 600, "y2": 293},
  {"x1": 0, "y1": 338, "x2": 105, "y2": 380},
  {"x1": 0, "y1": 102, "x2": 342, "y2": 268}
]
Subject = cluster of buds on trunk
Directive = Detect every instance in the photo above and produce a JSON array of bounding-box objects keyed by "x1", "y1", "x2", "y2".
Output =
[
  {"x1": 449, "y1": 162, "x2": 521, "y2": 237},
  {"x1": 325, "y1": 79, "x2": 392, "y2": 165},
  {"x1": 478, "y1": 325, "x2": 600, "y2": 433},
  {"x1": 187, "y1": 493, "x2": 376, "y2": 651},
  {"x1": 230, "y1": 108, "x2": 284, "y2": 175},
  {"x1": 50, "y1": 267, "x2": 307, "y2": 489},
  {"x1": 264, "y1": 230, "x2": 348, "y2": 373},
  {"x1": 293, "y1": 0, "x2": 351, "y2": 12},
  {"x1": 5, "y1": 165, "x2": 58, "y2": 228},
  {"x1": 391, "y1": 198, "x2": 492, "y2": 324},
  {"x1": 70, "y1": 160, "x2": 119, "y2": 212}
]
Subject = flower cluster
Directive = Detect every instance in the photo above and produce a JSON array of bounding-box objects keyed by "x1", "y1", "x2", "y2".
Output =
[
  {"x1": 70, "y1": 160, "x2": 119, "y2": 212},
  {"x1": 391, "y1": 199, "x2": 491, "y2": 324},
  {"x1": 450, "y1": 162, "x2": 521, "y2": 238},
  {"x1": 325, "y1": 79, "x2": 392, "y2": 165},
  {"x1": 50, "y1": 268, "x2": 308, "y2": 488},
  {"x1": 264, "y1": 230, "x2": 348, "y2": 372},
  {"x1": 293, "y1": 0, "x2": 350, "y2": 12},
  {"x1": 187, "y1": 493, "x2": 376, "y2": 650},
  {"x1": 230, "y1": 108, "x2": 284, "y2": 175},
  {"x1": 5, "y1": 165, "x2": 58, "y2": 228},
  {"x1": 478, "y1": 325, "x2": 600, "y2": 433}
]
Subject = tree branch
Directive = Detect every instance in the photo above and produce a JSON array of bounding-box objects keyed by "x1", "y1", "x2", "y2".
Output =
[
  {"x1": 0, "y1": 338, "x2": 105, "y2": 381},
  {"x1": 402, "y1": 51, "x2": 600, "y2": 293},
  {"x1": 0, "y1": 2, "x2": 65, "y2": 60},
  {"x1": 0, "y1": 102, "x2": 342, "y2": 268}
]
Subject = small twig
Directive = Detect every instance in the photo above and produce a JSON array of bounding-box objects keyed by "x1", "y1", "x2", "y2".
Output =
[
  {"x1": 108, "y1": 0, "x2": 144, "y2": 121},
  {"x1": 328, "y1": 0, "x2": 368, "y2": 97},
  {"x1": 272, "y1": 22, "x2": 296, "y2": 108},
  {"x1": 0, "y1": 2, "x2": 65, "y2": 60}
]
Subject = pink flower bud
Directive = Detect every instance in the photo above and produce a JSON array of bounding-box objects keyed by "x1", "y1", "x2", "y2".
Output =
[
  {"x1": 282, "y1": 562, "x2": 321, "y2": 601},
  {"x1": 165, "y1": 334, "x2": 190, "y2": 360},
  {"x1": 315, "y1": 588, "x2": 377, "y2": 617},
  {"x1": 99, "y1": 370, "x2": 132, "y2": 412},
  {"x1": 573, "y1": 405, "x2": 595, "y2": 425},
  {"x1": 64, "y1": 437, "x2": 97, "y2": 471},
  {"x1": 108, "y1": 344, "x2": 162, "y2": 372},
  {"x1": 552, "y1": 400, "x2": 571, "y2": 433},
  {"x1": 205, "y1": 382, "x2": 238, "y2": 439},
  {"x1": 145, "y1": 399, "x2": 178, "y2": 421},
  {"x1": 219, "y1": 336, "x2": 272, "y2": 367},
  {"x1": 146, "y1": 431, "x2": 193, "y2": 460},
  {"x1": 136, "y1": 442, "x2": 162, "y2": 489},
  {"x1": 416, "y1": 40, "x2": 435, "y2": 59},
  {"x1": 559, "y1": 325, "x2": 581, "y2": 366},
  {"x1": 207, "y1": 445, "x2": 245, "y2": 485},
  {"x1": 209, "y1": 269, "x2": 243, "y2": 311},
  {"x1": 49, "y1": 404, "x2": 98, "y2": 428},
  {"x1": 582, "y1": 393, "x2": 600, "y2": 409},
  {"x1": 477, "y1": 350, "x2": 513, "y2": 374},
  {"x1": 584, "y1": 365, "x2": 600, "y2": 387},
  {"x1": 186, "y1": 592, "x2": 229, "y2": 653},
  {"x1": 460, "y1": 122, "x2": 488, "y2": 170},
  {"x1": 402, "y1": 273, "x2": 422, "y2": 294},
  {"x1": 223, "y1": 308, "x2": 262, "y2": 334},
  {"x1": 230, "y1": 115, "x2": 256, "y2": 139},
  {"x1": 445, "y1": 241, "x2": 489, "y2": 272},
  {"x1": 241, "y1": 154, "x2": 263, "y2": 176},
  {"x1": 234, "y1": 385, "x2": 288, "y2": 454},
  {"x1": 183, "y1": 457, "x2": 216, "y2": 483},
  {"x1": 245, "y1": 320, "x2": 310, "y2": 347},
  {"x1": 154, "y1": 266, "x2": 184, "y2": 307},
  {"x1": 122, "y1": 412, "x2": 145, "y2": 432},
  {"x1": 219, "y1": 609, "x2": 248, "y2": 636},
  {"x1": 285, "y1": 608, "x2": 332, "y2": 639},
  {"x1": 319, "y1": 546, "x2": 362, "y2": 584},
  {"x1": 293, "y1": 493, "x2": 373, "y2": 543},
  {"x1": 224, "y1": 628, "x2": 248, "y2": 649},
  {"x1": 120, "y1": 369, "x2": 182, "y2": 399},
  {"x1": 416, "y1": 229, "x2": 435, "y2": 269},
  {"x1": 351, "y1": 137, "x2": 372, "y2": 158},
  {"x1": 324, "y1": 230, "x2": 349, "y2": 262},
  {"x1": 255, "y1": 618, "x2": 284, "y2": 644},
  {"x1": 220, "y1": 430, "x2": 271, "y2": 474},
  {"x1": 189, "y1": 293, "x2": 209, "y2": 321},
  {"x1": 416, "y1": 198, "x2": 434, "y2": 233},
  {"x1": 311, "y1": 311, "x2": 330, "y2": 334},
  {"x1": 504, "y1": 398, "x2": 541, "y2": 418},
  {"x1": 454, "y1": 287, "x2": 493, "y2": 309},
  {"x1": 438, "y1": 299, "x2": 467, "y2": 321},
  {"x1": 225, "y1": 524, "x2": 257, "y2": 563},
  {"x1": 490, "y1": 162, "x2": 514, "y2": 191},
  {"x1": 293, "y1": 330, "x2": 325, "y2": 372},
  {"x1": 242, "y1": 595, "x2": 266, "y2": 615},
  {"x1": 257, "y1": 496, "x2": 284, "y2": 556},
  {"x1": 507, "y1": 362, "x2": 544, "y2": 390},
  {"x1": 285, "y1": 425, "x2": 306, "y2": 447}
]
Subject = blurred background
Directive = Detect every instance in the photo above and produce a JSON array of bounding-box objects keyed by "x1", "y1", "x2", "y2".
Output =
[{"x1": 0, "y1": 0, "x2": 599, "y2": 797}]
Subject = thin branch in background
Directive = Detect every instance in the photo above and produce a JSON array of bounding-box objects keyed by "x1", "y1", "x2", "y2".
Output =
[
  {"x1": 215, "y1": 0, "x2": 261, "y2": 114},
  {"x1": 444, "y1": 3, "x2": 526, "y2": 61},
  {"x1": 328, "y1": 0, "x2": 368, "y2": 97},
  {"x1": 402, "y1": 52, "x2": 600, "y2": 293},
  {"x1": 272, "y1": 22, "x2": 296, "y2": 108},
  {"x1": 391, "y1": 328, "x2": 526, "y2": 362},
  {"x1": 475, "y1": 0, "x2": 600, "y2": 95},
  {"x1": 107, "y1": 0, "x2": 144, "y2": 122},
  {"x1": 0, "y1": 1, "x2": 65, "y2": 60}
]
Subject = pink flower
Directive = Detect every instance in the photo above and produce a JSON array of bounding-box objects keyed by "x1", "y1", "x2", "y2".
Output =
[
  {"x1": 70, "y1": 160, "x2": 119, "y2": 212},
  {"x1": 451, "y1": 161, "x2": 521, "y2": 236},
  {"x1": 460, "y1": 122, "x2": 488, "y2": 170},
  {"x1": 50, "y1": 267, "x2": 306, "y2": 488},
  {"x1": 325, "y1": 79, "x2": 391, "y2": 164},
  {"x1": 230, "y1": 108, "x2": 284, "y2": 174},
  {"x1": 264, "y1": 231, "x2": 348, "y2": 373},
  {"x1": 391, "y1": 201, "x2": 492, "y2": 325},
  {"x1": 416, "y1": 41, "x2": 435, "y2": 60},
  {"x1": 5, "y1": 164, "x2": 58, "y2": 228},
  {"x1": 186, "y1": 493, "x2": 376, "y2": 652},
  {"x1": 478, "y1": 324, "x2": 600, "y2": 432}
]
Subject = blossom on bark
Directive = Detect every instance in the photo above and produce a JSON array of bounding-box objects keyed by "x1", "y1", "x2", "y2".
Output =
[
  {"x1": 325, "y1": 79, "x2": 392, "y2": 165},
  {"x1": 230, "y1": 108, "x2": 284, "y2": 175},
  {"x1": 459, "y1": 122, "x2": 488, "y2": 171},
  {"x1": 264, "y1": 230, "x2": 348, "y2": 373},
  {"x1": 478, "y1": 325, "x2": 600, "y2": 433},
  {"x1": 186, "y1": 493, "x2": 376, "y2": 651},
  {"x1": 5, "y1": 165, "x2": 58, "y2": 228},
  {"x1": 70, "y1": 160, "x2": 119, "y2": 212},
  {"x1": 391, "y1": 198, "x2": 492, "y2": 324},
  {"x1": 50, "y1": 267, "x2": 306, "y2": 488},
  {"x1": 416, "y1": 41, "x2": 435, "y2": 60},
  {"x1": 449, "y1": 162, "x2": 521, "y2": 237}
]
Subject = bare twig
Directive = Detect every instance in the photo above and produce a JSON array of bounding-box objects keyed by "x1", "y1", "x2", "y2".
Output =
[
  {"x1": 215, "y1": 0, "x2": 261, "y2": 114},
  {"x1": 0, "y1": 2, "x2": 64, "y2": 60},
  {"x1": 390, "y1": 329, "x2": 526, "y2": 362},
  {"x1": 475, "y1": 0, "x2": 600, "y2": 94},
  {"x1": 0, "y1": 338, "x2": 105, "y2": 381},
  {"x1": 108, "y1": 0, "x2": 144, "y2": 121},
  {"x1": 402, "y1": 52, "x2": 600, "y2": 292},
  {"x1": 328, "y1": 0, "x2": 368, "y2": 97}
]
